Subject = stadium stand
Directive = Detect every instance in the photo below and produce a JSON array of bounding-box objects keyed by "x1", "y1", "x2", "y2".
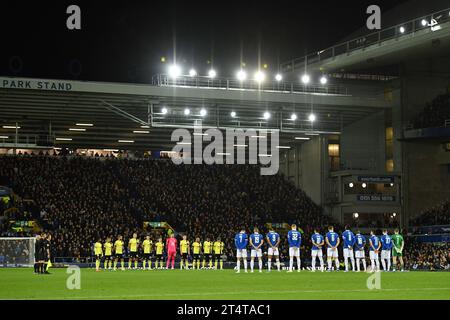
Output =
[
  {"x1": 412, "y1": 92, "x2": 450, "y2": 129},
  {"x1": 410, "y1": 200, "x2": 450, "y2": 226},
  {"x1": 0, "y1": 154, "x2": 331, "y2": 261}
]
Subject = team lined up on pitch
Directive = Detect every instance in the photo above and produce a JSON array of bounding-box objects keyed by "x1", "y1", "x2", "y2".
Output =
[{"x1": 92, "y1": 224, "x2": 405, "y2": 273}]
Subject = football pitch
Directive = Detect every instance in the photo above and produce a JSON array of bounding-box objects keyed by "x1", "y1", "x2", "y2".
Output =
[{"x1": 1, "y1": 268, "x2": 449, "y2": 300}]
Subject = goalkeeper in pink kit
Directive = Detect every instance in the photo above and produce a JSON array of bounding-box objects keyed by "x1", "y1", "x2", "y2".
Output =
[{"x1": 166, "y1": 234, "x2": 178, "y2": 269}]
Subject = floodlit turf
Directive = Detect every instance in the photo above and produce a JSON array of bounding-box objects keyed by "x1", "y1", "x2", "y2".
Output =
[{"x1": 0, "y1": 268, "x2": 449, "y2": 300}]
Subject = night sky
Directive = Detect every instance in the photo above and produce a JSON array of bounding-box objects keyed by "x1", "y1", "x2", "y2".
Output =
[{"x1": 0, "y1": 0, "x2": 408, "y2": 83}]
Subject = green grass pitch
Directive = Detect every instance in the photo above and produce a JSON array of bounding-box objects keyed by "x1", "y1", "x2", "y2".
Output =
[{"x1": 1, "y1": 268, "x2": 449, "y2": 300}]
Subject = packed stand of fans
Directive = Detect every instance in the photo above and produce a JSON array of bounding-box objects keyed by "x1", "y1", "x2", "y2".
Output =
[
  {"x1": 404, "y1": 237, "x2": 449, "y2": 271},
  {"x1": 0, "y1": 155, "x2": 331, "y2": 261},
  {"x1": 410, "y1": 200, "x2": 450, "y2": 226},
  {"x1": 412, "y1": 92, "x2": 450, "y2": 129}
]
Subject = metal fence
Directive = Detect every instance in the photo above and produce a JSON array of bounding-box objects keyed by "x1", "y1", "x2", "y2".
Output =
[
  {"x1": 281, "y1": 7, "x2": 450, "y2": 72},
  {"x1": 152, "y1": 74, "x2": 348, "y2": 95}
]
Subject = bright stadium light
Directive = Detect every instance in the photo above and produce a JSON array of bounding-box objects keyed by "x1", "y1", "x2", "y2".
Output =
[
  {"x1": 200, "y1": 108, "x2": 207, "y2": 117},
  {"x1": 301, "y1": 74, "x2": 310, "y2": 84},
  {"x1": 353, "y1": 212, "x2": 359, "y2": 219},
  {"x1": 290, "y1": 113, "x2": 297, "y2": 121},
  {"x1": 392, "y1": 212, "x2": 397, "y2": 217},
  {"x1": 0, "y1": 136, "x2": 9, "y2": 139},
  {"x1": 76, "y1": 123, "x2": 93, "y2": 127},
  {"x1": 263, "y1": 111, "x2": 271, "y2": 120},
  {"x1": 2, "y1": 125, "x2": 21, "y2": 129},
  {"x1": 118, "y1": 140, "x2": 134, "y2": 143},
  {"x1": 189, "y1": 68, "x2": 197, "y2": 77},
  {"x1": 168, "y1": 64, "x2": 182, "y2": 79},
  {"x1": 184, "y1": 108, "x2": 190, "y2": 115},
  {"x1": 362, "y1": 183, "x2": 367, "y2": 188},
  {"x1": 390, "y1": 182, "x2": 394, "y2": 187},
  {"x1": 133, "y1": 130, "x2": 150, "y2": 134},
  {"x1": 254, "y1": 71, "x2": 265, "y2": 83},
  {"x1": 275, "y1": 74, "x2": 282, "y2": 82},
  {"x1": 320, "y1": 76, "x2": 327, "y2": 85},
  {"x1": 161, "y1": 107, "x2": 168, "y2": 114},
  {"x1": 399, "y1": 26, "x2": 405, "y2": 33},
  {"x1": 236, "y1": 70, "x2": 247, "y2": 81},
  {"x1": 421, "y1": 19, "x2": 428, "y2": 26},
  {"x1": 208, "y1": 69, "x2": 217, "y2": 78},
  {"x1": 308, "y1": 113, "x2": 316, "y2": 122},
  {"x1": 349, "y1": 182, "x2": 354, "y2": 188},
  {"x1": 230, "y1": 111, "x2": 236, "y2": 118},
  {"x1": 69, "y1": 128, "x2": 86, "y2": 132},
  {"x1": 56, "y1": 137, "x2": 72, "y2": 141}
]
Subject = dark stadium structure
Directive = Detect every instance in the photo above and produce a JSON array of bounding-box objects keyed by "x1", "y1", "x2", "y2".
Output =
[{"x1": 1, "y1": 0, "x2": 449, "y2": 272}]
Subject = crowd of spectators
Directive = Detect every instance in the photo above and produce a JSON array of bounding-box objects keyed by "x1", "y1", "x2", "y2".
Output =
[
  {"x1": 0, "y1": 155, "x2": 331, "y2": 260},
  {"x1": 412, "y1": 92, "x2": 450, "y2": 129},
  {"x1": 405, "y1": 237, "x2": 449, "y2": 271},
  {"x1": 0, "y1": 154, "x2": 449, "y2": 269},
  {"x1": 410, "y1": 200, "x2": 450, "y2": 226}
]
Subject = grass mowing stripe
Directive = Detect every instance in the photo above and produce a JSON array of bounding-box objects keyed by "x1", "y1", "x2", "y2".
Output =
[{"x1": 7, "y1": 287, "x2": 450, "y2": 300}]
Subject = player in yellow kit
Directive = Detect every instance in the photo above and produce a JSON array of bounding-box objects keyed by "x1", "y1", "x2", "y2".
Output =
[
  {"x1": 94, "y1": 238, "x2": 103, "y2": 272},
  {"x1": 103, "y1": 237, "x2": 113, "y2": 270},
  {"x1": 213, "y1": 237, "x2": 225, "y2": 270},
  {"x1": 128, "y1": 233, "x2": 139, "y2": 270},
  {"x1": 202, "y1": 237, "x2": 213, "y2": 269},
  {"x1": 179, "y1": 235, "x2": 190, "y2": 270},
  {"x1": 114, "y1": 235, "x2": 125, "y2": 271},
  {"x1": 192, "y1": 237, "x2": 202, "y2": 270},
  {"x1": 155, "y1": 237, "x2": 164, "y2": 269},
  {"x1": 142, "y1": 235, "x2": 153, "y2": 270}
]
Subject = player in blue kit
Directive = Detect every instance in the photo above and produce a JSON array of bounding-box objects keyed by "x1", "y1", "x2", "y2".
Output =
[
  {"x1": 266, "y1": 228, "x2": 281, "y2": 272},
  {"x1": 249, "y1": 227, "x2": 264, "y2": 273},
  {"x1": 354, "y1": 230, "x2": 367, "y2": 272},
  {"x1": 325, "y1": 226, "x2": 340, "y2": 271},
  {"x1": 234, "y1": 228, "x2": 248, "y2": 273},
  {"x1": 287, "y1": 224, "x2": 302, "y2": 272},
  {"x1": 380, "y1": 229, "x2": 392, "y2": 272},
  {"x1": 342, "y1": 226, "x2": 356, "y2": 272},
  {"x1": 311, "y1": 229, "x2": 324, "y2": 272},
  {"x1": 369, "y1": 230, "x2": 381, "y2": 272}
]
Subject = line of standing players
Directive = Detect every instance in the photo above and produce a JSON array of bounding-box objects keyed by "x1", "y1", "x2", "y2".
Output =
[
  {"x1": 234, "y1": 225, "x2": 405, "y2": 273},
  {"x1": 93, "y1": 233, "x2": 225, "y2": 271}
]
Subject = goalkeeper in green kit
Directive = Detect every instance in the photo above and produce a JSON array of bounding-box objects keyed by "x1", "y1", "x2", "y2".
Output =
[{"x1": 391, "y1": 229, "x2": 405, "y2": 272}]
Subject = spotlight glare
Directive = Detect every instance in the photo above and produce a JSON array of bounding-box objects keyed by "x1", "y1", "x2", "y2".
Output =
[
  {"x1": 208, "y1": 69, "x2": 217, "y2": 78},
  {"x1": 189, "y1": 69, "x2": 197, "y2": 77},
  {"x1": 308, "y1": 113, "x2": 316, "y2": 122},
  {"x1": 236, "y1": 70, "x2": 247, "y2": 81},
  {"x1": 263, "y1": 111, "x2": 270, "y2": 120},
  {"x1": 320, "y1": 76, "x2": 327, "y2": 85},
  {"x1": 275, "y1": 74, "x2": 282, "y2": 82},
  {"x1": 290, "y1": 113, "x2": 297, "y2": 121},
  {"x1": 184, "y1": 108, "x2": 190, "y2": 115},
  {"x1": 200, "y1": 108, "x2": 207, "y2": 117},
  {"x1": 161, "y1": 107, "x2": 168, "y2": 115},
  {"x1": 168, "y1": 64, "x2": 182, "y2": 79},
  {"x1": 421, "y1": 19, "x2": 428, "y2": 26},
  {"x1": 399, "y1": 26, "x2": 405, "y2": 33},
  {"x1": 254, "y1": 71, "x2": 265, "y2": 83},
  {"x1": 301, "y1": 74, "x2": 310, "y2": 84},
  {"x1": 230, "y1": 111, "x2": 236, "y2": 118}
]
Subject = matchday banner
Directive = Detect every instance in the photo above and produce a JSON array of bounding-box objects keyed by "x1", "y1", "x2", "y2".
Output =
[
  {"x1": 357, "y1": 194, "x2": 396, "y2": 201},
  {"x1": 357, "y1": 176, "x2": 395, "y2": 183}
]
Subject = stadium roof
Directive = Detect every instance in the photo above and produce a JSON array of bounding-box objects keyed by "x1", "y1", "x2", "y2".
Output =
[{"x1": 0, "y1": 76, "x2": 394, "y2": 150}]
